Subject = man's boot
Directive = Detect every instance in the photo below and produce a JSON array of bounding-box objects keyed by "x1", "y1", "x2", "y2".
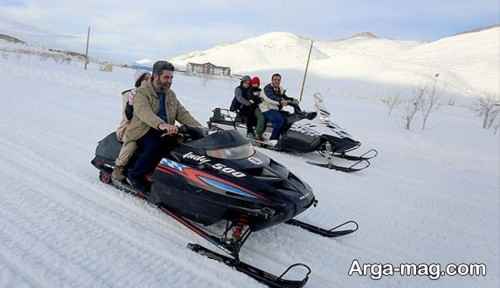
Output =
[
  {"x1": 247, "y1": 130, "x2": 256, "y2": 139},
  {"x1": 305, "y1": 111, "x2": 317, "y2": 120},
  {"x1": 126, "y1": 177, "x2": 149, "y2": 195},
  {"x1": 111, "y1": 165, "x2": 126, "y2": 181}
]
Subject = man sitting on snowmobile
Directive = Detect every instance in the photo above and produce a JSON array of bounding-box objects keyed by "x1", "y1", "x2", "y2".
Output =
[
  {"x1": 263, "y1": 73, "x2": 316, "y2": 118},
  {"x1": 260, "y1": 74, "x2": 317, "y2": 146},
  {"x1": 120, "y1": 60, "x2": 202, "y2": 192},
  {"x1": 259, "y1": 73, "x2": 292, "y2": 146}
]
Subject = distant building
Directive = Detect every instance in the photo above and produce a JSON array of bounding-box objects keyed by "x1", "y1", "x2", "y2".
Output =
[
  {"x1": 100, "y1": 63, "x2": 113, "y2": 72},
  {"x1": 129, "y1": 64, "x2": 153, "y2": 72},
  {"x1": 186, "y1": 62, "x2": 231, "y2": 76}
]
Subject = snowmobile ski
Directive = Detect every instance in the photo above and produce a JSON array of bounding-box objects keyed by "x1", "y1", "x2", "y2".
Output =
[
  {"x1": 188, "y1": 243, "x2": 311, "y2": 288},
  {"x1": 286, "y1": 219, "x2": 359, "y2": 238},
  {"x1": 334, "y1": 149, "x2": 378, "y2": 161},
  {"x1": 306, "y1": 158, "x2": 370, "y2": 172}
]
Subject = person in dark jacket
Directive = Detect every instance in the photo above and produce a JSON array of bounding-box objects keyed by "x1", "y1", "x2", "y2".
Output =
[
  {"x1": 234, "y1": 75, "x2": 258, "y2": 137},
  {"x1": 263, "y1": 73, "x2": 303, "y2": 113}
]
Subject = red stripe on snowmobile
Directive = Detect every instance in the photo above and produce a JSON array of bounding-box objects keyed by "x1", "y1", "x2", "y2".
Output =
[
  {"x1": 156, "y1": 166, "x2": 175, "y2": 176},
  {"x1": 157, "y1": 163, "x2": 269, "y2": 202}
]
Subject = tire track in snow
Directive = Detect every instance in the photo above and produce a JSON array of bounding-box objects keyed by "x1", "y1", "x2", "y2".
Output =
[
  {"x1": 0, "y1": 134, "x2": 340, "y2": 287},
  {"x1": 0, "y1": 137, "x2": 260, "y2": 287},
  {"x1": 0, "y1": 134, "x2": 344, "y2": 288},
  {"x1": 0, "y1": 201, "x2": 111, "y2": 288},
  {"x1": 0, "y1": 251, "x2": 37, "y2": 288},
  {"x1": 0, "y1": 126, "x2": 411, "y2": 288},
  {"x1": 0, "y1": 163, "x2": 250, "y2": 288}
]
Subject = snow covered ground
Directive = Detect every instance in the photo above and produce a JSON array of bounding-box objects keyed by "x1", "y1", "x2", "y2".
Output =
[{"x1": 0, "y1": 51, "x2": 498, "y2": 288}]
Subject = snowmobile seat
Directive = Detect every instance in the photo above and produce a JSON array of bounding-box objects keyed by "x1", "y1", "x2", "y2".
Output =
[
  {"x1": 94, "y1": 132, "x2": 122, "y2": 163},
  {"x1": 328, "y1": 136, "x2": 361, "y2": 153},
  {"x1": 209, "y1": 108, "x2": 240, "y2": 127}
]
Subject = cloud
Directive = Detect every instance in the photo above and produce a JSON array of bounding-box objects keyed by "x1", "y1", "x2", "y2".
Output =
[{"x1": 0, "y1": 0, "x2": 498, "y2": 62}]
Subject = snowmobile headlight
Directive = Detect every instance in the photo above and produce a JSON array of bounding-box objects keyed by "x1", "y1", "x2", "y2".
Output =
[{"x1": 207, "y1": 143, "x2": 255, "y2": 160}]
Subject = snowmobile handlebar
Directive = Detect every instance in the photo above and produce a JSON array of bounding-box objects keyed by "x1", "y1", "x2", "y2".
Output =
[{"x1": 177, "y1": 125, "x2": 208, "y2": 141}]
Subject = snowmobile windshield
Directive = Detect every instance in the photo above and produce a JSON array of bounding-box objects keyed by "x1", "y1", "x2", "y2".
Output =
[
  {"x1": 207, "y1": 143, "x2": 255, "y2": 160},
  {"x1": 183, "y1": 130, "x2": 249, "y2": 150}
]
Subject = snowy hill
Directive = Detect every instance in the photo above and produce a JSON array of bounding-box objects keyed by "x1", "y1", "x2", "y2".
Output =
[
  {"x1": 0, "y1": 16, "x2": 48, "y2": 39},
  {"x1": 0, "y1": 34, "x2": 105, "y2": 65},
  {"x1": 0, "y1": 50, "x2": 498, "y2": 287},
  {"x1": 171, "y1": 32, "x2": 329, "y2": 72},
  {"x1": 0, "y1": 40, "x2": 88, "y2": 64},
  {"x1": 170, "y1": 27, "x2": 500, "y2": 97},
  {"x1": 0, "y1": 15, "x2": 78, "y2": 48},
  {"x1": 0, "y1": 33, "x2": 25, "y2": 44},
  {"x1": 398, "y1": 27, "x2": 500, "y2": 95}
]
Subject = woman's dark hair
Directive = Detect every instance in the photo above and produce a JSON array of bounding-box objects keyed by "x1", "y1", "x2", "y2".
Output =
[{"x1": 135, "y1": 72, "x2": 150, "y2": 88}]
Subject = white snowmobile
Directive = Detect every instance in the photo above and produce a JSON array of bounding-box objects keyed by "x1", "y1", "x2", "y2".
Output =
[{"x1": 208, "y1": 93, "x2": 377, "y2": 172}]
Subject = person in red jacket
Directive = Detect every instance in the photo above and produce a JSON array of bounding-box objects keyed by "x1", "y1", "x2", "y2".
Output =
[{"x1": 248, "y1": 76, "x2": 265, "y2": 140}]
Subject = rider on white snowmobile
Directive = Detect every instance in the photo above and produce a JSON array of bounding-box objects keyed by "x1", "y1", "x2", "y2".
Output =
[
  {"x1": 260, "y1": 73, "x2": 316, "y2": 146},
  {"x1": 232, "y1": 75, "x2": 259, "y2": 139}
]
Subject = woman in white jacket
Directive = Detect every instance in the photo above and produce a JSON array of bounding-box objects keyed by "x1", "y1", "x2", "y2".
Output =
[{"x1": 112, "y1": 70, "x2": 151, "y2": 181}]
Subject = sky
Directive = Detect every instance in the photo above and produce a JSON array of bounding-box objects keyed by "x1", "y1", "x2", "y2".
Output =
[{"x1": 0, "y1": 0, "x2": 498, "y2": 63}]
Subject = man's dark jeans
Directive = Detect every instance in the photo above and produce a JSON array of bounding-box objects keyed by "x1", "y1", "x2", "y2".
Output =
[{"x1": 128, "y1": 129, "x2": 177, "y2": 183}]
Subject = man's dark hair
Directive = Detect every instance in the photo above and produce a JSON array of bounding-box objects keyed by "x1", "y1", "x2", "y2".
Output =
[
  {"x1": 271, "y1": 73, "x2": 281, "y2": 80},
  {"x1": 152, "y1": 60, "x2": 175, "y2": 76},
  {"x1": 134, "y1": 72, "x2": 150, "y2": 88}
]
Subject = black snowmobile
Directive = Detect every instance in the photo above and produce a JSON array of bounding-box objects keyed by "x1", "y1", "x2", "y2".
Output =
[
  {"x1": 91, "y1": 126, "x2": 358, "y2": 288},
  {"x1": 208, "y1": 94, "x2": 377, "y2": 173}
]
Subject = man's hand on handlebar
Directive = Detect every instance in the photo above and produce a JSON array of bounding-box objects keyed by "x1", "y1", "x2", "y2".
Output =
[{"x1": 158, "y1": 123, "x2": 178, "y2": 136}]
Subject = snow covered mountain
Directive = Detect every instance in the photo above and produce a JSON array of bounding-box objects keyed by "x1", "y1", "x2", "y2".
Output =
[
  {"x1": 398, "y1": 27, "x2": 500, "y2": 95},
  {"x1": 170, "y1": 27, "x2": 500, "y2": 97},
  {"x1": 171, "y1": 32, "x2": 329, "y2": 72}
]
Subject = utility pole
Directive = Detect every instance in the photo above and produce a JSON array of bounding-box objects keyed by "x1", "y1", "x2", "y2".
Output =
[
  {"x1": 299, "y1": 40, "x2": 314, "y2": 102},
  {"x1": 84, "y1": 25, "x2": 91, "y2": 70}
]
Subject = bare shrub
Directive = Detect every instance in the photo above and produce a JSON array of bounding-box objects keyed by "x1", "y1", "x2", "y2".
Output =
[
  {"x1": 381, "y1": 94, "x2": 402, "y2": 116},
  {"x1": 403, "y1": 87, "x2": 425, "y2": 130},
  {"x1": 472, "y1": 93, "x2": 500, "y2": 129},
  {"x1": 419, "y1": 74, "x2": 441, "y2": 130}
]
